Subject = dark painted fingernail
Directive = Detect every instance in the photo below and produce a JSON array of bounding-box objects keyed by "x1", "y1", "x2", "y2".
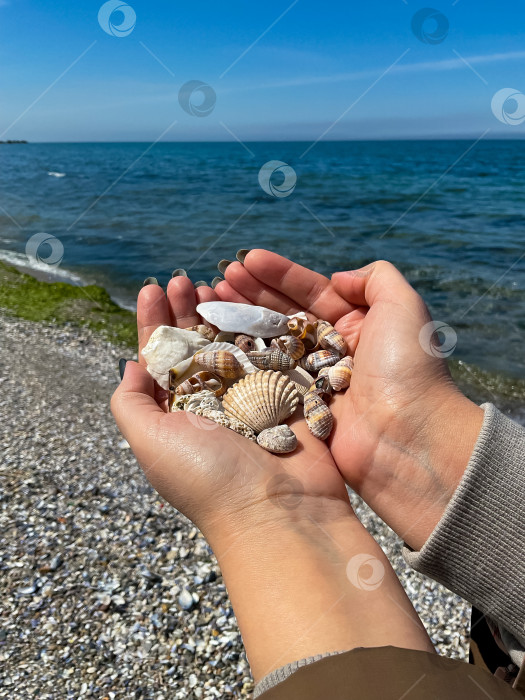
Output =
[
  {"x1": 142, "y1": 276, "x2": 158, "y2": 287},
  {"x1": 172, "y1": 268, "x2": 187, "y2": 278},
  {"x1": 194, "y1": 281, "x2": 208, "y2": 288},
  {"x1": 119, "y1": 358, "x2": 127, "y2": 381},
  {"x1": 217, "y1": 259, "x2": 233, "y2": 274},
  {"x1": 236, "y1": 249, "x2": 250, "y2": 264},
  {"x1": 211, "y1": 276, "x2": 223, "y2": 289}
]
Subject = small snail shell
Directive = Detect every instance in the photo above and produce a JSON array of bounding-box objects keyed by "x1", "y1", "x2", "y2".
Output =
[
  {"x1": 270, "y1": 335, "x2": 305, "y2": 360},
  {"x1": 246, "y1": 349, "x2": 297, "y2": 371},
  {"x1": 328, "y1": 362, "x2": 352, "y2": 391},
  {"x1": 303, "y1": 391, "x2": 333, "y2": 440},
  {"x1": 174, "y1": 371, "x2": 226, "y2": 397},
  {"x1": 185, "y1": 324, "x2": 215, "y2": 342},
  {"x1": 300, "y1": 350, "x2": 340, "y2": 372},
  {"x1": 287, "y1": 318, "x2": 318, "y2": 350},
  {"x1": 235, "y1": 334, "x2": 258, "y2": 353},
  {"x1": 257, "y1": 425, "x2": 297, "y2": 454},
  {"x1": 193, "y1": 351, "x2": 244, "y2": 378},
  {"x1": 316, "y1": 320, "x2": 347, "y2": 356},
  {"x1": 337, "y1": 356, "x2": 354, "y2": 370}
]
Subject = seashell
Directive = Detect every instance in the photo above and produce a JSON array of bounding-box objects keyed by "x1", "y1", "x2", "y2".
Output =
[
  {"x1": 303, "y1": 392, "x2": 333, "y2": 440},
  {"x1": 287, "y1": 318, "x2": 318, "y2": 350},
  {"x1": 270, "y1": 335, "x2": 305, "y2": 360},
  {"x1": 214, "y1": 331, "x2": 236, "y2": 344},
  {"x1": 235, "y1": 334, "x2": 258, "y2": 353},
  {"x1": 170, "y1": 389, "x2": 222, "y2": 414},
  {"x1": 257, "y1": 425, "x2": 297, "y2": 454},
  {"x1": 337, "y1": 356, "x2": 354, "y2": 370},
  {"x1": 196, "y1": 409, "x2": 257, "y2": 441},
  {"x1": 308, "y1": 376, "x2": 333, "y2": 402},
  {"x1": 174, "y1": 371, "x2": 226, "y2": 397},
  {"x1": 193, "y1": 351, "x2": 244, "y2": 378},
  {"x1": 247, "y1": 349, "x2": 297, "y2": 371},
  {"x1": 282, "y1": 367, "x2": 315, "y2": 402},
  {"x1": 197, "y1": 301, "x2": 290, "y2": 338},
  {"x1": 222, "y1": 370, "x2": 300, "y2": 434},
  {"x1": 328, "y1": 363, "x2": 352, "y2": 391},
  {"x1": 141, "y1": 325, "x2": 210, "y2": 389},
  {"x1": 185, "y1": 324, "x2": 216, "y2": 342},
  {"x1": 317, "y1": 367, "x2": 330, "y2": 379},
  {"x1": 300, "y1": 350, "x2": 340, "y2": 372},
  {"x1": 316, "y1": 320, "x2": 347, "y2": 356}
]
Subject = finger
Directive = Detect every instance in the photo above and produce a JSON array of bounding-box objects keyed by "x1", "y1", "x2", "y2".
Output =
[
  {"x1": 243, "y1": 249, "x2": 355, "y2": 323},
  {"x1": 195, "y1": 285, "x2": 219, "y2": 305},
  {"x1": 223, "y1": 261, "x2": 304, "y2": 316},
  {"x1": 167, "y1": 276, "x2": 200, "y2": 328},
  {"x1": 213, "y1": 279, "x2": 252, "y2": 304},
  {"x1": 137, "y1": 284, "x2": 170, "y2": 365},
  {"x1": 331, "y1": 261, "x2": 418, "y2": 308}
]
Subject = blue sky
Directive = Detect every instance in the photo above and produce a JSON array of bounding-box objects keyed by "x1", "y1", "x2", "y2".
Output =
[{"x1": 2, "y1": 0, "x2": 525, "y2": 141}]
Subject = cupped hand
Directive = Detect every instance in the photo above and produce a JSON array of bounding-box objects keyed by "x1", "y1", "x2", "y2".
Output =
[
  {"x1": 214, "y1": 251, "x2": 484, "y2": 549},
  {"x1": 111, "y1": 276, "x2": 352, "y2": 547}
]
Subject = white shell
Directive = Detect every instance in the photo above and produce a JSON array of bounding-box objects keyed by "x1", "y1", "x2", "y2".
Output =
[
  {"x1": 169, "y1": 342, "x2": 258, "y2": 392},
  {"x1": 257, "y1": 425, "x2": 297, "y2": 454},
  {"x1": 170, "y1": 389, "x2": 223, "y2": 414},
  {"x1": 141, "y1": 325, "x2": 210, "y2": 389},
  {"x1": 197, "y1": 302, "x2": 290, "y2": 338},
  {"x1": 254, "y1": 337, "x2": 267, "y2": 351}
]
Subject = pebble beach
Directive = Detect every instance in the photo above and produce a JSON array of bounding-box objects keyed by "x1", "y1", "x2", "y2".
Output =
[{"x1": 0, "y1": 313, "x2": 471, "y2": 699}]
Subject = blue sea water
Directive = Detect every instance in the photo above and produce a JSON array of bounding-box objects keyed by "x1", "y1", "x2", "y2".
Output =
[{"x1": 0, "y1": 141, "x2": 524, "y2": 409}]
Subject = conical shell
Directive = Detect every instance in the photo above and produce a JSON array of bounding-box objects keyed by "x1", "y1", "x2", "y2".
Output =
[
  {"x1": 235, "y1": 334, "x2": 258, "y2": 353},
  {"x1": 300, "y1": 350, "x2": 340, "y2": 372},
  {"x1": 316, "y1": 320, "x2": 347, "y2": 356},
  {"x1": 222, "y1": 370, "x2": 300, "y2": 434},
  {"x1": 303, "y1": 392, "x2": 333, "y2": 440},
  {"x1": 270, "y1": 335, "x2": 305, "y2": 360},
  {"x1": 247, "y1": 349, "x2": 297, "y2": 371},
  {"x1": 328, "y1": 363, "x2": 352, "y2": 391},
  {"x1": 186, "y1": 324, "x2": 216, "y2": 342},
  {"x1": 193, "y1": 351, "x2": 244, "y2": 378},
  {"x1": 287, "y1": 318, "x2": 317, "y2": 350}
]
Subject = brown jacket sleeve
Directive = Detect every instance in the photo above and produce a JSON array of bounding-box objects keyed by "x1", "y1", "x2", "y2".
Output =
[{"x1": 257, "y1": 646, "x2": 523, "y2": 699}]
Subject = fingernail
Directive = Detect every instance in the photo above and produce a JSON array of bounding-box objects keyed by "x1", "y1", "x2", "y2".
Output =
[
  {"x1": 236, "y1": 249, "x2": 250, "y2": 264},
  {"x1": 211, "y1": 276, "x2": 223, "y2": 289},
  {"x1": 119, "y1": 358, "x2": 128, "y2": 381},
  {"x1": 217, "y1": 259, "x2": 233, "y2": 274},
  {"x1": 172, "y1": 268, "x2": 187, "y2": 278},
  {"x1": 142, "y1": 276, "x2": 158, "y2": 287},
  {"x1": 194, "y1": 281, "x2": 208, "y2": 288}
]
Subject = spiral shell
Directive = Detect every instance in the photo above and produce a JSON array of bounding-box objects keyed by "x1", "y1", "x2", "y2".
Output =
[
  {"x1": 222, "y1": 370, "x2": 300, "y2": 434},
  {"x1": 300, "y1": 350, "x2": 340, "y2": 372},
  {"x1": 337, "y1": 356, "x2": 354, "y2": 370},
  {"x1": 193, "y1": 351, "x2": 244, "y2": 378},
  {"x1": 287, "y1": 318, "x2": 318, "y2": 350},
  {"x1": 235, "y1": 334, "x2": 258, "y2": 353},
  {"x1": 328, "y1": 362, "x2": 352, "y2": 391},
  {"x1": 317, "y1": 367, "x2": 330, "y2": 379},
  {"x1": 174, "y1": 371, "x2": 226, "y2": 397},
  {"x1": 186, "y1": 324, "x2": 216, "y2": 342},
  {"x1": 316, "y1": 320, "x2": 347, "y2": 356},
  {"x1": 246, "y1": 349, "x2": 297, "y2": 371},
  {"x1": 303, "y1": 391, "x2": 333, "y2": 440},
  {"x1": 270, "y1": 335, "x2": 305, "y2": 360},
  {"x1": 257, "y1": 425, "x2": 297, "y2": 454}
]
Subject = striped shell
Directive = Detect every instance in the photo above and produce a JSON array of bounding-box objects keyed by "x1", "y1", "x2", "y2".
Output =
[
  {"x1": 328, "y1": 362, "x2": 352, "y2": 391},
  {"x1": 300, "y1": 350, "x2": 340, "y2": 372},
  {"x1": 186, "y1": 324, "x2": 216, "y2": 342},
  {"x1": 337, "y1": 356, "x2": 354, "y2": 370},
  {"x1": 173, "y1": 371, "x2": 226, "y2": 397},
  {"x1": 287, "y1": 318, "x2": 318, "y2": 350},
  {"x1": 222, "y1": 370, "x2": 300, "y2": 434},
  {"x1": 257, "y1": 425, "x2": 297, "y2": 454},
  {"x1": 270, "y1": 335, "x2": 305, "y2": 360},
  {"x1": 193, "y1": 351, "x2": 244, "y2": 378},
  {"x1": 303, "y1": 391, "x2": 333, "y2": 440},
  {"x1": 246, "y1": 349, "x2": 297, "y2": 371},
  {"x1": 235, "y1": 334, "x2": 258, "y2": 353},
  {"x1": 316, "y1": 320, "x2": 347, "y2": 356}
]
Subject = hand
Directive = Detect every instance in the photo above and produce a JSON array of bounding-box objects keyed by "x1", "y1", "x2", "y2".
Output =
[{"x1": 214, "y1": 251, "x2": 484, "y2": 550}]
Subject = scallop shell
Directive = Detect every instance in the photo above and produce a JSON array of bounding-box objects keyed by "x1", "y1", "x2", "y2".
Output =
[
  {"x1": 235, "y1": 334, "x2": 258, "y2": 353},
  {"x1": 328, "y1": 363, "x2": 352, "y2": 391},
  {"x1": 222, "y1": 370, "x2": 300, "y2": 434},
  {"x1": 174, "y1": 371, "x2": 226, "y2": 397},
  {"x1": 270, "y1": 335, "x2": 305, "y2": 360},
  {"x1": 246, "y1": 349, "x2": 297, "y2": 371},
  {"x1": 303, "y1": 392, "x2": 333, "y2": 440},
  {"x1": 300, "y1": 350, "x2": 340, "y2": 372},
  {"x1": 287, "y1": 318, "x2": 317, "y2": 350},
  {"x1": 186, "y1": 324, "x2": 216, "y2": 342},
  {"x1": 193, "y1": 351, "x2": 244, "y2": 378},
  {"x1": 316, "y1": 320, "x2": 347, "y2": 356},
  {"x1": 257, "y1": 425, "x2": 297, "y2": 454}
]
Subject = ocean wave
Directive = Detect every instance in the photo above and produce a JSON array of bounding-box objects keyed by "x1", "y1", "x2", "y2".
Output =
[
  {"x1": 47, "y1": 171, "x2": 66, "y2": 178},
  {"x1": 0, "y1": 248, "x2": 84, "y2": 285}
]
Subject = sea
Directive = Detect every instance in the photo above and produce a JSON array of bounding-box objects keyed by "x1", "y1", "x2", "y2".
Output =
[{"x1": 1, "y1": 141, "x2": 524, "y2": 419}]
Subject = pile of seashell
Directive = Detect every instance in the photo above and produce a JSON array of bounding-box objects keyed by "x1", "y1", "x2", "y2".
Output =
[{"x1": 141, "y1": 302, "x2": 353, "y2": 454}]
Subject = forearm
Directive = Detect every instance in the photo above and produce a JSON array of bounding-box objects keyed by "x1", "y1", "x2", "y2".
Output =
[{"x1": 205, "y1": 498, "x2": 433, "y2": 682}]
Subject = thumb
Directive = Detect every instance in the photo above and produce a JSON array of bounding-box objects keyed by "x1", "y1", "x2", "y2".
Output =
[{"x1": 332, "y1": 261, "x2": 419, "y2": 309}]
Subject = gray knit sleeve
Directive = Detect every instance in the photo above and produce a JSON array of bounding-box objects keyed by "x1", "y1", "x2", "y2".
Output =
[
  {"x1": 254, "y1": 651, "x2": 346, "y2": 698},
  {"x1": 403, "y1": 403, "x2": 525, "y2": 650}
]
